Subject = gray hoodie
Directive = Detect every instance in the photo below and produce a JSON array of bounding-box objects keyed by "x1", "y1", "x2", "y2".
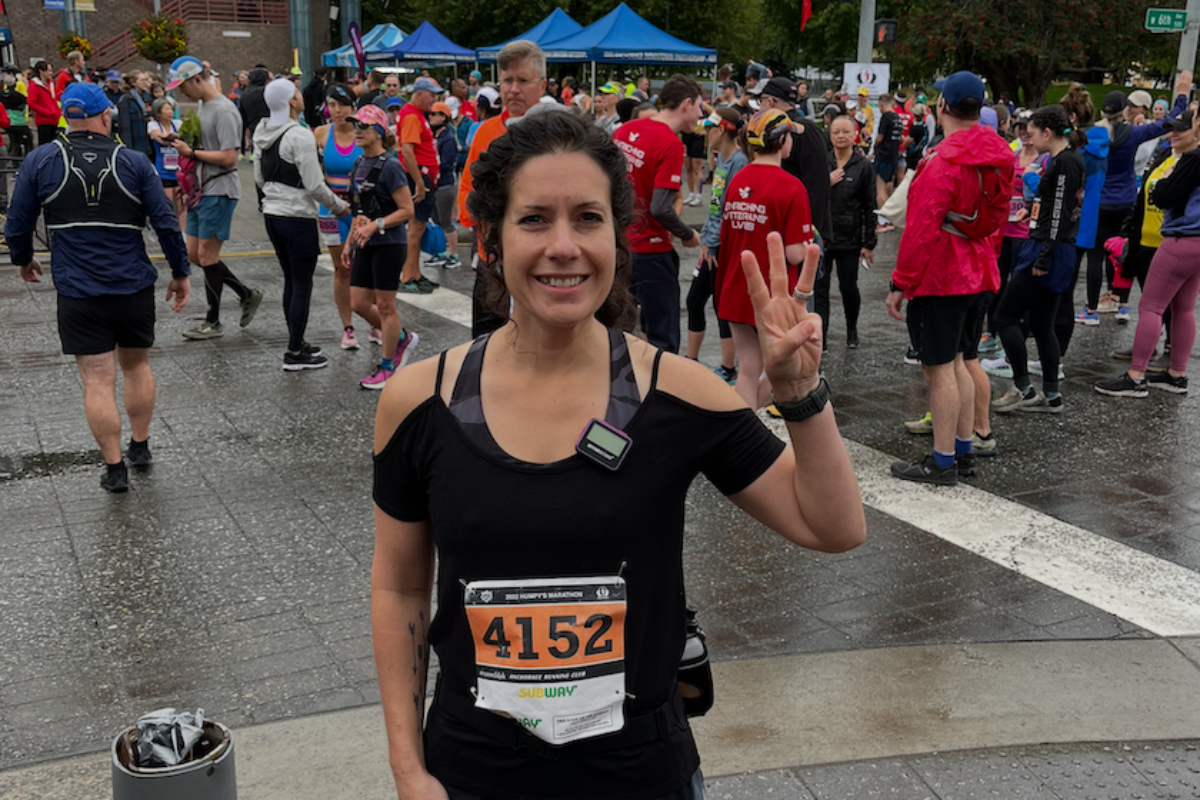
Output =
[{"x1": 253, "y1": 119, "x2": 348, "y2": 219}]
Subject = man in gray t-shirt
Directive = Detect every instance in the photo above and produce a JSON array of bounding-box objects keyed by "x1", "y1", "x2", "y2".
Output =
[{"x1": 168, "y1": 55, "x2": 261, "y2": 339}]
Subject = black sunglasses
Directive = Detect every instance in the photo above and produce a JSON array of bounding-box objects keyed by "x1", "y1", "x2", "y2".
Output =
[{"x1": 350, "y1": 120, "x2": 372, "y2": 131}]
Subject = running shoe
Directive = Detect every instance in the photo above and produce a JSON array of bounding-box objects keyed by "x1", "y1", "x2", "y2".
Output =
[
  {"x1": 1147, "y1": 371, "x2": 1188, "y2": 394},
  {"x1": 398, "y1": 279, "x2": 422, "y2": 294},
  {"x1": 240, "y1": 288, "x2": 264, "y2": 328},
  {"x1": 1093, "y1": 373, "x2": 1148, "y2": 398},
  {"x1": 713, "y1": 365, "x2": 738, "y2": 385},
  {"x1": 903, "y1": 412, "x2": 933, "y2": 435},
  {"x1": 1017, "y1": 392, "x2": 1064, "y2": 413},
  {"x1": 394, "y1": 330, "x2": 420, "y2": 370},
  {"x1": 981, "y1": 357, "x2": 1013, "y2": 379},
  {"x1": 1028, "y1": 360, "x2": 1066, "y2": 380},
  {"x1": 101, "y1": 461, "x2": 129, "y2": 493},
  {"x1": 415, "y1": 275, "x2": 438, "y2": 294},
  {"x1": 126, "y1": 439, "x2": 152, "y2": 468},
  {"x1": 301, "y1": 342, "x2": 322, "y2": 357},
  {"x1": 957, "y1": 452, "x2": 978, "y2": 478},
  {"x1": 1147, "y1": 352, "x2": 1172, "y2": 373},
  {"x1": 341, "y1": 327, "x2": 360, "y2": 350},
  {"x1": 1116, "y1": 306, "x2": 1131, "y2": 324},
  {"x1": 993, "y1": 384, "x2": 1041, "y2": 412},
  {"x1": 1111, "y1": 345, "x2": 1137, "y2": 361},
  {"x1": 1074, "y1": 308, "x2": 1100, "y2": 326},
  {"x1": 876, "y1": 222, "x2": 895, "y2": 233},
  {"x1": 443, "y1": 255, "x2": 461, "y2": 270},
  {"x1": 904, "y1": 348, "x2": 921, "y2": 366},
  {"x1": 847, "y1": 330, "x2": 859, "y2": 349},
  {"x1": 182, "y1": 320, "x2": 224, "y2": 340},
  {"x1": 369, "y1": 327, "x2": 383, "y2": 345},
  {"x1": 890, "y1": 454, "x2": 957, "y2": 486},
  {"x1": 972, "y1": 431, "x2": 999, "y2": 457},
  {"x1": 283, "y1": 350, "x2": 329, "y2": 371},
  {"x1": 425, "y1": 253, "x2": 449, "y2": 268},
  {"x1": 977, "y1": 332, "x2": 1002, "y2": 354},
  {"x1": 359, "y1": 366, "x2": 395, "y2": 390}
]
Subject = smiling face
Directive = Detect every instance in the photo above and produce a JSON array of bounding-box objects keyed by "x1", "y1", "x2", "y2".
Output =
[
  {"x1": 501, "y1": 151, "x2": 617, "y2": 330},
  {"x1": 1016, "y1": 123, "x2": 1033, "y2": 147},
  {"x1": 1167, "y1": 125, "x2": 1196, "y2": 152}
]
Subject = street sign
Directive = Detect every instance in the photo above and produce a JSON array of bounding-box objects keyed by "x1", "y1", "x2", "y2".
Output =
[{"x1": 1146, "y1": 8, "x2": 1188, "y2": 32}]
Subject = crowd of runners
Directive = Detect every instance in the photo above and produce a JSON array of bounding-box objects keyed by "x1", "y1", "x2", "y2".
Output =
[{"x1": 5, "y1": 44, "x2": 1200, "y2": 491}]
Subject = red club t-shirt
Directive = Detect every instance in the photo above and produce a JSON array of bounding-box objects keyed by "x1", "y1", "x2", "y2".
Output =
[
  {"x1": 613, "y1": 118, "x2": 685, "y2": 254},
  {"x1": 716, "y1": 163, "x2": 813, "y2": 327},
  {"x1": 398, "y1": 103, "x2": 440, "y2": 185}
]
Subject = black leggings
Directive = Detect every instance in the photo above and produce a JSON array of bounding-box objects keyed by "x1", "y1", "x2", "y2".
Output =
[
  {"x1": 265, "y1": 215, "x2": 319, "y2": 352},
  {"x1": 1084, "y1": 205, "x2": 1132, "y2": 310},
  {"x1": 685, "y1": 250, "x2": 731, "y2": 338},
  {"x1": 36, "y1": 125, "x2": 59, "y2": 147},
  {"x1": 988, "y1": 237, "x2": 1022, "y2": 335},
  {"x1": 1054, "y1": 249, "x2": 1085, "y2": 355},
  {"x1": 201, "y1": 260, "x2": 251, "y2": 325},
  {"x1": 814, "y1": 249, "x2": 861, "y2": 340},
  {"x1": 996, "y1": 269, "x2": 1062, "y2": 394}
]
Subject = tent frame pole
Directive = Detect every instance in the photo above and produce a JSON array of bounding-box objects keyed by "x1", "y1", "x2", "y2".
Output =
[{"x1": 591, "y1": 61, "x2": 596, "y2": 104}]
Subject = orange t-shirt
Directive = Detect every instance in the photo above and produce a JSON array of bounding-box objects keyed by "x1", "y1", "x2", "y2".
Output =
[
  {"x1": 457, "y1": 110, "x2": 510, "y2": 228},
  {"x1": 398, "y1": 103, "x2": 440, "y2": 184}
]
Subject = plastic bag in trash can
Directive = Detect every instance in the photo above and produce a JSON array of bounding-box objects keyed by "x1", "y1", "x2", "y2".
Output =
[{"x1": 134, "y1": 707, "x2": 206, "y2": 768}]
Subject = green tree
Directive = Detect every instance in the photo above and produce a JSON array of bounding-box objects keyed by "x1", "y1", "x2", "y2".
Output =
[{"x1": 892, "y1": 0, "x2": 1178, "y2": 105}]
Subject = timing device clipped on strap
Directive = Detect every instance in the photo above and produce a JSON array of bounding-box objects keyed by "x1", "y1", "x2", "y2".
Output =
[{"x1": 575, "y1": 419, "x2": 632, "y2": 471}]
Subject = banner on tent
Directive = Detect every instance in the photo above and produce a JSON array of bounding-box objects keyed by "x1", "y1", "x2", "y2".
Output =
[{"x1": 596, "y1": 50, "x2": 716, "y2": 64}]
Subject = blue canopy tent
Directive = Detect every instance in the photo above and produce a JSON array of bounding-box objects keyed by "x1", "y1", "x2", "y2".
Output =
[
  {"x1": 321, "y1": 23, "x2": 407, "y2": 68},
  {"x1": 476, "y1": 8, "x2": 584, "y2": 62},
  {"x1": 541, "y1": 3, "x2": 717, "y2": 64},
  {"x1": 539, "y1": 4, "x2": 716, "y2": 96},
  {"x1": 379, "y1": 21, "x2": 477, "y2": 65}
]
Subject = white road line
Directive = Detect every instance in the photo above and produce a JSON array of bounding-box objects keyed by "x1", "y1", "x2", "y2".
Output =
[{"x1": 357, "y1": 282, "x2": 1200, "y2": 637}]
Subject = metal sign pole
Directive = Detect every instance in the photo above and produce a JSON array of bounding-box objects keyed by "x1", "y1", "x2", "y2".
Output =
[
  {"x1": 1178, "y1": 0, "x2": 1200, "y2": 77},
  {"x1": 857, "y1": 0, "x2": 876, "y2": 64}
]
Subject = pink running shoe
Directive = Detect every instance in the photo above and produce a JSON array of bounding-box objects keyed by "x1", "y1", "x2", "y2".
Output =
[
  {"x1": 359, "y1": 366, "x2": 394, "y2": 390},
  {"x1": 341, "y1": 327, "x2": 360, "y2": 350},
  {"x1": 394, "y1": 330, "x2": 420, "y2": 370},
  {"x1": 369, "y1": 327, "x2": 383, "y2": 345}
]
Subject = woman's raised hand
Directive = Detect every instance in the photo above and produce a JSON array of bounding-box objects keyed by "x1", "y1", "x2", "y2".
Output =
[{"x1": 741, "y1": 232, "x2": 823, "y2": 398}]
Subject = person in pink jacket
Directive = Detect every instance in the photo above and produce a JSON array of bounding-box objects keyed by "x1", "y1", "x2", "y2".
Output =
[{"x1": 885, "y1": 71, "x2": 1014, "y2": 486}]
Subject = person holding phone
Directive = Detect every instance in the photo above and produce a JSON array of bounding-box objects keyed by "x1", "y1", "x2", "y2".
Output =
[{"x1": 148, "y1": 97, "x2": 184, "y2": 230}]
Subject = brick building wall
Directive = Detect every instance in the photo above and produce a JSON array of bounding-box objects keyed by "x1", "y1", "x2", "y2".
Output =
[{"x1": 1, "y1": 0, "x2": 330, "y2": 80}]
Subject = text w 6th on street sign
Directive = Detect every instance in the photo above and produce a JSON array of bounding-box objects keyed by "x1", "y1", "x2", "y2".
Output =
[{"x1": 1146, "y1": 8, "x2": 1188, "y2": 32}]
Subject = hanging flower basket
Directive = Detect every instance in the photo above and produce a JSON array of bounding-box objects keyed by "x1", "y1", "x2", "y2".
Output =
[
  {"x1": 131, "y1": 14, "x2": 188, "y2": 64},
  {"x1": 57, "y1": 32, "x2": 93, "y2": 60}
]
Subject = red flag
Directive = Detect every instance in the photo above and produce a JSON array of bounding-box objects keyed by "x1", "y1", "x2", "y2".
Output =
[{"x1": 800, "y1": 0, "x2": 812, "y2": 30}]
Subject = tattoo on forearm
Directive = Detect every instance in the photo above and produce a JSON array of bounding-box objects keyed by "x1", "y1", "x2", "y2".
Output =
[{"x1": 410, "y1": 611, "x2": 430, "y2": 728}]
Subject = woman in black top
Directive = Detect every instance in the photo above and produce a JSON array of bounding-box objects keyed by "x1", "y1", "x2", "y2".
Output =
[
  {"x1": 370, "y1": 112, "x2": 865, "y2": 800},
  {"x1": 820, "y1": 114, "x2": 877, "y2": 348},
  {"x1": 992, "y1": 106, "x2": 1087, "y2": 414}
]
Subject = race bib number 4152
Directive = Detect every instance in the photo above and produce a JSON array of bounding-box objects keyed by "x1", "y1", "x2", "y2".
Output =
[{"x1": 464, "y1": 576, "x2": 626, "y2": 745}]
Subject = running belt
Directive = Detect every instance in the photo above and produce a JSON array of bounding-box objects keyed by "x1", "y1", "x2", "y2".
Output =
[{"x1": 448, "y1": 328, "x2": 641, "y2": 464}]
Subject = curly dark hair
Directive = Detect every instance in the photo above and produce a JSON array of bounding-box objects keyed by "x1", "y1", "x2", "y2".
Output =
[{"x1": 466, "y1": 110, "x2": 637, "y2": 330}]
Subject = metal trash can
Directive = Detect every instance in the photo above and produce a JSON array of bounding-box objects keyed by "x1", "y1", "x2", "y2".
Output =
[{"x1": 112, "y1": 720, "x2": 237, "y2": 800}]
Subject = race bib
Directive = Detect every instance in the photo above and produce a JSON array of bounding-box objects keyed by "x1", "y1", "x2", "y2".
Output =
[
  {"x1": 163, "y1": 150, "x2": 179, "y2": 171},
  {"x1": 465, "y1": 576, "x2": 627, "y2": 745},
  {"x1": 1009, "y1": 195, "x2": 1025, "y2": 223},
  {"x1": 318, "y1": 216, "x2": 339, "y2": 236}
]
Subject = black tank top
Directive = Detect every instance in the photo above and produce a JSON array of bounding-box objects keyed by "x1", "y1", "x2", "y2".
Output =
[{"x1": 447, "y1": 328, "x2": 640, "y2": 465}]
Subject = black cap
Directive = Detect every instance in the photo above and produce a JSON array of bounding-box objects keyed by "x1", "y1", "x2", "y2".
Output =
[
  {"x1": 720, "y1": 80, "x2": 739, "y2": 91},
  {"x1": 1165, "y1": 108, "x2": 1196, "y2": 132},
  {"x1": 1102, "y1": 90, "x2": 1129, "y2": 114},
  {"x1": 760, "y1": 76, "x2": 798, "y2": 104}
]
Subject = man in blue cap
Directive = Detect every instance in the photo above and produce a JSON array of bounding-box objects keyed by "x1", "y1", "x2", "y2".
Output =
[
  {"x1": 4, "y1": 82, "x2": 192, "y2": 493},
  {"x1": 885, "y1": 71, "x2": 1014, "y2": 486}
]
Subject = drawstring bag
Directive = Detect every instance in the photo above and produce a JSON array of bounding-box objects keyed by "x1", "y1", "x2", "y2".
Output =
[{"x1": 422, "y1": 220, "x2": 447, "y2": 256}]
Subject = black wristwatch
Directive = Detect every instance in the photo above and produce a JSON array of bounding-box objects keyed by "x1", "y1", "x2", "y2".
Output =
[{"x1": 772, "y1": 377, "x2": 831, "y2": 423}]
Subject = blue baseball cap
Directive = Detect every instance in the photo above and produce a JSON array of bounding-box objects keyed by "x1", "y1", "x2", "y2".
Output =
[
  {"x1": 933, "y1": 71, "x2": 985, "y2": 113},
  {"x1": 385, "y1": 96, "x2": 403, "y2": 109},
  {"x1": 412, "y1": 77, "x2": 444, "y2": 94},
  {"x1": 106, "y1": 69, "x2": 121, "y2": 82},
  {"x1": 167, "y1": 55, "x2": 204, "y2": 90},
  {"x1": 61, "y1": 82, "x2": 116, "y2": 118}
]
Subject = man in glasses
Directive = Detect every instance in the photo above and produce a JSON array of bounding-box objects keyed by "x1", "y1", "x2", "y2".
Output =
[{"x1": 457, "y1": 40, "x2": 548, "y2": 336}]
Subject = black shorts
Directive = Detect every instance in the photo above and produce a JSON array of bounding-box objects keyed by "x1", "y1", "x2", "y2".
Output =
[
  {"x1": 351, "y1": 243, "x2": 406, "y2": 291},
  {"x1": 57, "y1": 287, "x2": 156, "y2": 355},
  {"x1": 411, "y1": 174, "x2": 436, "y2": 223},
  {"x1": 161, "y1": 178, "x2": 178, "y2": 189},
  {"x1": 681, "y1": 132, "x2": 705, "y2": 160},
  {"x1": 875, "y1": 158, "x2": 898, "y2": 184},
  {"x1": 908, "y1": 293, "x2": 984, "y2": 367}
]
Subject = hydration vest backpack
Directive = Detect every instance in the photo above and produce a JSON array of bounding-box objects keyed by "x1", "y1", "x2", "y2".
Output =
[{"x1": 942, "y1": 165, "x2": 1009, "y2": 240}]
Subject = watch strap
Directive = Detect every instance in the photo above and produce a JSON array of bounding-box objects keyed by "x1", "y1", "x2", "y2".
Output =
[{"x1": 771, "y1": 377, "x2": 831, "y2": 423}]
